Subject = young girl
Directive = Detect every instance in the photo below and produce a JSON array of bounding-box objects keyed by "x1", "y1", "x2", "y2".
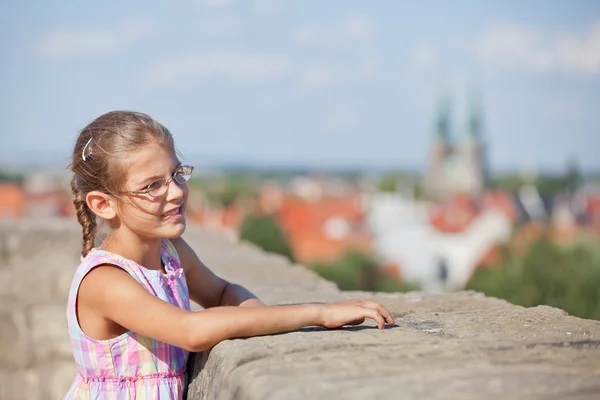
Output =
[{"x1": 65, "y1": 110, "x2": 395, "y2": 399}]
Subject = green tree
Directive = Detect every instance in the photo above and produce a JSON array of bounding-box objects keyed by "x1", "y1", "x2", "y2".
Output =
[
  {"x1": 312, "y1": 250, "x2": 420, "y2": 293},
  {"x1": 467, "y1": 235, "x2": 600, "y2": 320},
  {"x1": 490, "y1": 174, "x2": 526, "y2": 192},
  {"x1": 534, "y1": 160, "x2": 583, "y2": 197},
  {"x1": 564, "y1": 158, "x2": 583, "y2": 193},
  {"x1": 193, "y1": 174, "x2": 259, "y2": 207},
  {"x1": 0, "y1": 170, "x2": 24, "y2": 183},
  {"x1": 239, "y1": 214, "x2": 294, "y2": 262},
  {"x1": 377, "y1": 172, "x2": 419, "y2": 195},
  {"x1": 378, "y1": 173, "x2": 399, "y2": 192}
]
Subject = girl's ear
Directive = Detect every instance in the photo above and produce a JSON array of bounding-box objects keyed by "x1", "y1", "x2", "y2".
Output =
[{"x1": 86, "y1": 191, "x2": 117, "y2": 220}]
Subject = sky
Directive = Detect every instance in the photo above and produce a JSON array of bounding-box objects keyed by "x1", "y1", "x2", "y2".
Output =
[{"x1": 1, "y1": 0, "x2": 599, "y2": 173}]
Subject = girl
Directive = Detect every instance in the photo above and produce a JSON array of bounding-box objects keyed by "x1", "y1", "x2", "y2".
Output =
[{"x1": 65, "y1": 111, "x2": 395, "y2": 399}]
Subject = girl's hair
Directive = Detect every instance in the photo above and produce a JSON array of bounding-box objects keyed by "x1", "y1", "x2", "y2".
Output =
[{"x1": 70, "y1": 111, "x2": 175, "y2": 257}]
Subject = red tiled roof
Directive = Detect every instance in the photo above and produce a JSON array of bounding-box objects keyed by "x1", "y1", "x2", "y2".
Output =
[
  {"x1": 221, "y1": 206, "x2": 243, "y2": 229},
  {"x1": 269, "y1": 195, "x2": 368, "y2": 264},
  {"x1": 289, "y1": 230, "x2": 372, "y2": 265},
  {"x1": 430, "y1": 191, "x2": 518, "y2": 233},
  {"x1": 429, "y1": 195, "x2": 479, "y2": 233},
  {"x1": 278, "y1": 195, "x2": 363, "y2": 235},
  {"x1": 0, "y1": 183, "x2": 26, "y2": 218},
  {"x1": 482, "y1": 190, "x2": 518, "y2": 221}
]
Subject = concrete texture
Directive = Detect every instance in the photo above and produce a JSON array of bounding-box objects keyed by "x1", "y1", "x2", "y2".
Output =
[{"x1": 1, "y1": 219, "x2": 599, "y2": 400}]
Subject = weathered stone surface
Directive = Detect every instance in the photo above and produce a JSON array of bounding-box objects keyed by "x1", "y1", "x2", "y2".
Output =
[
  {"x1": 30, "y1": 303, "x2": 72, "y2": 362},
  {"x1": 188, "y1": 291, "x2": 600, "y2": 399},
  {"x1": 41, "y1": 361, "x2": 78, "y2": 400},
  {"x1": 11, "y1": 263, "x2": 61, "y2": 306},
  {"x1": 55, "y1": 261, "x2": 78, "y2": 300},
  {"x1": 0, "y1": 368, "x2": 41, "y2": 400},
  {"x1": 0, "y1": 266, "x2": 16, "y2": 298},
  {"x1": 0, "y1": 303, "x2": 30, "y2": 369},
  {"x1": 2, "y1": 220, "x2": 600, "y2": 400}
]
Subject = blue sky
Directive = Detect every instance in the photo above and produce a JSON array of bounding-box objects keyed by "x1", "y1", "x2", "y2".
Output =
[{"x1": 1, "y1": 0, "x2": 599, "y2": 173}]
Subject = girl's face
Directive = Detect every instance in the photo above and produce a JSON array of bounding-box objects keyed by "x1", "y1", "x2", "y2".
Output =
[{"x1": 116, "y1": 141, "x2": 189, "y2": 240}]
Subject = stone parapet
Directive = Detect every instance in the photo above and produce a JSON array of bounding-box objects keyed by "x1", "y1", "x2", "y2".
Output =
[{"x1": 1, "y1": 219, "x2": 599, "y2": 399}]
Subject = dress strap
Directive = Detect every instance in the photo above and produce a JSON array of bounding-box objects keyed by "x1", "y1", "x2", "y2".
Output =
[
  {"x1": 161, "y1": 239, "x2": 182, "y2": 272},
  {"x1": 160, "y1": 239, "x2": 190, "y2": 310}
]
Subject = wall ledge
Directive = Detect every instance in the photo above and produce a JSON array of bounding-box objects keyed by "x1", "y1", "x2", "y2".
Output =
[{"x1": 1, "y1": 220, "x2": 599, "y2": 400}]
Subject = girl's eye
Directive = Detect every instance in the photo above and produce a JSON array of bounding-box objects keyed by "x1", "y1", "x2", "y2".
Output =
[{"x1": 147, "y1": 180, "x2": 165, "y2": 192}]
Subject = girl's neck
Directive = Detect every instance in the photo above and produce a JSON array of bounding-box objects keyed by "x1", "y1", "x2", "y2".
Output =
[{"x1": 100, "y1": 229, "x2": 164, "y2": 272}]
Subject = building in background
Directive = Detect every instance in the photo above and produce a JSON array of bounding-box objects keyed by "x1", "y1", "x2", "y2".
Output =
[{"x1": 424, "y1": 91, "x2": 487, "y2": 200}]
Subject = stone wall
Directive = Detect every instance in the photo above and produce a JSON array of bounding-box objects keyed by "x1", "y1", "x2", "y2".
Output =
[
  {"x1": 1, "y1": 219, "x2": 600, "y2": 399},
  {"x1": 0, "y1": 219, "x2": 83, "y2": 400}
]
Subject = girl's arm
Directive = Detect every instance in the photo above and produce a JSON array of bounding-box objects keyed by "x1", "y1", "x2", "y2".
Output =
[
  {"x1": 80, "y1": 265, "x2": 394, "y2": 352},
  {"x1": 219, "y1": 282, "x2": 265, "y2": 307},
  {"x1": 170, "y1": 236, "x2": 266, "y2": 308}
]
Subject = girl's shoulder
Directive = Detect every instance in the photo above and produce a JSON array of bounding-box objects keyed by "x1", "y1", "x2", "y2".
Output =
[{"x1": 77, "y1": 248, "x2": 130, "y2": 275}]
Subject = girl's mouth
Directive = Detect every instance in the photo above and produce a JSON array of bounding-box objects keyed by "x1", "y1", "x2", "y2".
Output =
[{"x1": 163, "y1": 206, "x2": 182, "y2": 219}]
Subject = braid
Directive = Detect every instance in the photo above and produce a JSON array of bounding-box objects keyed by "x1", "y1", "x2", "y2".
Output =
[{"x1": 71, "y1": 176, "x2": 96, "y2": 257}]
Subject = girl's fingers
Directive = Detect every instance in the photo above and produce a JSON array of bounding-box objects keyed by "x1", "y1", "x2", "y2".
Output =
[
  {"x1": 360, "y1": 301, "x2": 395, "y2": 325},
  {"x1": 382, "y1": 309, "x2": 395, "y2": 324},
  {"x1": 366, "y1": 309, "x2": 385, "y2": 330}
]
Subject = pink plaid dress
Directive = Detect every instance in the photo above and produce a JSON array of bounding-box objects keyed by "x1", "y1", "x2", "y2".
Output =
[{"x1": 65, "y1": 239, "x2": 191, "y2": 399}]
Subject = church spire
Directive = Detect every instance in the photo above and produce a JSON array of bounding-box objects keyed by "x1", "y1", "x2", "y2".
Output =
[
  {"x1": 434, "y1": 91, "x2": 451, "y2": 143},
  {"x1": 467, "y1": 88, "x2": 482, "y2": 142}
]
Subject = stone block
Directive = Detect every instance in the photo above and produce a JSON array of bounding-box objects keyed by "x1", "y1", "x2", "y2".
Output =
[
  {"x1": 54, "y1": 262, "x2": 78, "y2": 301},
  {"x1": 0, "y1": 368, "x2": 41, "y2": 400},
  {"x1": 11, "y1": 262, "x2": 58, "y2": 306},
  {"x1": 0, "y1": 267, "x2": 15, "y2": 297},
  {"x1": 30, "y1": 303, "x2": 73, "y2": 363},
  {"x1": 0, "y1": 304, "x2": 30, "y2": 369},
  {"x1": 40, "y1": 361, "x2": 77, "y2": 400}
]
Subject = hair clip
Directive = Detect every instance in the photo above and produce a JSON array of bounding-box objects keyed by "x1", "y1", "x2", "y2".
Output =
[{"x1": 82, "y1": 137, "x2": 93, "y2": 161}]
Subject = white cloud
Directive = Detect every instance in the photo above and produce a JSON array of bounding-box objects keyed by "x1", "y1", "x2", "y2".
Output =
[
  {"x1": 477, "y1": 22, "x2": 600, "y2": 74},
  {"x1": 293, "y1": 14, "x2": 374, "y2": 48},
  {"x1": 297, "y1": 56, "x2": 381, "y2": 89},
  {"x1": 141, "y1": 52, "x2": 292, "y2": 88},
  {"x1": 39, "y1": 21, "x2": 149, "y2": 59},
  {"x1": 412, "y1": 43, "x2": 437, "y2": 69}
]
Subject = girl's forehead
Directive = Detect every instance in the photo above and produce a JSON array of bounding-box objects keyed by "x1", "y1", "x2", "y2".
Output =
[{"x1": 124, "y1": 143, "x2": 178, "y2": 181}]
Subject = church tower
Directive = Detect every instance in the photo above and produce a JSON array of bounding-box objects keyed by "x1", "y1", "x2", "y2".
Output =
[
  {"x1": 424, "y1": 93, "x2": 453, "y2": 199},
  {"x1": 423, "y1": 87, "x2": 488, "y2": 200},
  {"x1": 463, "y1": 89, "x2": 487, "y2": 196}
]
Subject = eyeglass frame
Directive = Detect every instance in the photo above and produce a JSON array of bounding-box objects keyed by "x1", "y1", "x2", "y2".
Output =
[{"x1": 122, "y1": 165, "x2": 195, "y2": 197}]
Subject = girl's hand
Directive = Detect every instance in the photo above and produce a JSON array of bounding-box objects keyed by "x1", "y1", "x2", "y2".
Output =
[{"x1": 318, "y1": 300, "x2": 395, "y2": 330}]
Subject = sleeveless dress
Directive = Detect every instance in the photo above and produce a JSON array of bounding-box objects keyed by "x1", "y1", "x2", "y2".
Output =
[{"x1": 65, "y1": 239, "x2": 191, "y2": 399}]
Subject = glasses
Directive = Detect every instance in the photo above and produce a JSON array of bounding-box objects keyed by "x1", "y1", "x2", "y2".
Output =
[{"x1": 123, "y1": 165, "x2": 194, "y2": 197}]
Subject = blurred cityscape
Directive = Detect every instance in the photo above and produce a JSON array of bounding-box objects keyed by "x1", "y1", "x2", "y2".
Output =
[{"x1": 2, "y1": 91, "x2": 599, "y2": 319}]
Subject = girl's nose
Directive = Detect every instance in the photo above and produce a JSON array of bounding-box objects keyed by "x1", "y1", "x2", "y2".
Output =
[{"x1": 166, "y1": 179, "x2": 186, "y2": 202}]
